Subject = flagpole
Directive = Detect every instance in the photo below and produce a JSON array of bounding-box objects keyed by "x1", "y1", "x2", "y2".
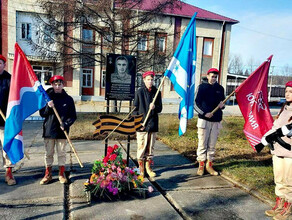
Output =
[
  {"x1": 211, "y1": 90, "x2": 236, "y2": 115},
  {"x1": 142, "y1": 76, "x2": 166, "y2": 127},
  {"x1": 0, "y1": 109, "x2": 5, "y2": 122},
  {"x1": 211, "y1": 55, "x2": 273, "y2": 115},
  {"x1": 52, "y1": 107, "x2": 83, "y2": 168},
  {"x1": 102, "y1": 107, "x2": 136, "y2": 143},
  {"x1": 0, "y1": 109, "x2": 30, "y2": 160}
]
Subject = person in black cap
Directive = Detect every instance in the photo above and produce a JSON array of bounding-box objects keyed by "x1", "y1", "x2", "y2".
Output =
[
  {"x1": 194, "y1": 68, "x2": 225, "y2": 176},
  {"x1": 39, "y1": 75, "x2": 76, "y2": 185},
  {"x1": 0, "y1": 54, "x2": 16, "y2": 186}
]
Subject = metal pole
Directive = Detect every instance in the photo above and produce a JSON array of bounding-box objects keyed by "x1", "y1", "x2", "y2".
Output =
[
  {"x1": 233, "y1": 76, "x2": 237, "y2": 106},
  {"x1": 105, "y1": 99, "x2": 110, "y2": 156},
  {"x1": 127, "y1": 100, "x2": 132, "y2": 166},
  {"x1": 268, "y1": 66, "x2": 274, "y2": 102}
]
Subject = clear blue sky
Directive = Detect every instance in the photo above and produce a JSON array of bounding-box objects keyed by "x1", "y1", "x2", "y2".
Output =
[{"x1": 184, "y1": 0, "x2": 292, "y2": 73}]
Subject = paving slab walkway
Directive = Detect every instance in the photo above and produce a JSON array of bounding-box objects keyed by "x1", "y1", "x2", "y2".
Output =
[{"x1": 0, "y1": 121, "x2": 272, "y2": 220}]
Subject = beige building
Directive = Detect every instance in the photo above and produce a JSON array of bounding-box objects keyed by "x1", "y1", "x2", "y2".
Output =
[{"x1": 1, "y1": 0, "x2": 238, "y2": 101}]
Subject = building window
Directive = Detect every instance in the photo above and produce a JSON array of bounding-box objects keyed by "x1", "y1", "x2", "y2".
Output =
[
  {"x1": 154, "y1": 74, "x2": 162, "y2": 88},
  {"x1": 43, "y1": 25, "x2": 54, "y2": 44},
  {"x1": 136, "y1": 72, "x2": 143, "y2": 88},
  {"x1": 155, "y1": 33, "x2": 167, "y2": 53},
  {"x1": 138, "y1": 34, "x2": 148, "y2": 51},
  {"x1": 203, "y1": 38, "x2": 213, "y2": 57},
  {"x1": 103, "y1": 33, "x2": 112, "y2": 46},
  {"x1": 101, "y1": 70, "x2": 106, "y2": 88},
  {"x1": 21, "y1": 23, "x2": 32, "y2": 40},
  {"x1": 82, "y1": 69, "x2": 93, "y2": 87},
  {"x1": 82, "y1": 28, "x2": 93, "y2": 42},
  {"x1": 33, "y1": 65, "x2": 53, "y2": 85}
]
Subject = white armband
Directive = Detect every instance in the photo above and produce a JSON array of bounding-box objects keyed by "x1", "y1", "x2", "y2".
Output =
[
  {"x1": 261, "y1": 136, "x2": 269, "y2": 146},
  {"x1": 282, "y1": 125, "x2": 290, "y2": 136}
]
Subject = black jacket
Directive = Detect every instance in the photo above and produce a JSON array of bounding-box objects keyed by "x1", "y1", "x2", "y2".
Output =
[
  {"x1": 0, "y1": 70, "x2": 11, "y2": 126},
  {"x1": 194, "y1": 82, "x2": 225, "y2": 122},
  {"x1": 39, "y1": 88, "x2": 77, "y2": 139},
  {"x1": 133, "y1": 84, "x2": 162, "y2": 132}
]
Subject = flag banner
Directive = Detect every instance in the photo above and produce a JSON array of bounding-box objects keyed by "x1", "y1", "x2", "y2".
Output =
[
  {"x1": 93, "y1": 114, "x2": 143, "y2": 136},
  {"x1": 164, "y1": 12, "x2": 197, "y2": 136},
  {"x1": 4, "y1": 43, "x2": 50, "y2": 164},
  {"x1": 235, "y1": 55, "x2": 274, "y2": 151}
]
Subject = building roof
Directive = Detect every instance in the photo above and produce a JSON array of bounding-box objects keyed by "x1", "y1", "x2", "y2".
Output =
[{"x1": 117, "y1": 0, "x2": 239, "y2": 24}]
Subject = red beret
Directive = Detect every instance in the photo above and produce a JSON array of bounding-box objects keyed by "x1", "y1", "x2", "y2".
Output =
[
  {"x1": 286, "y1": 81, "x2": 292, "y2": 88},
  {"x1": 49, "y1": 75, "x2": 64, "y2": 84},
  {"x1": 142, "y1": 71, "x2": 155, "y2": 78},
  {"x1": 207, "y1": 68, "x2": 219, "y2": 75},
  {"x1": 0, "y1": 55, "x2": 7, "y2": 63}
]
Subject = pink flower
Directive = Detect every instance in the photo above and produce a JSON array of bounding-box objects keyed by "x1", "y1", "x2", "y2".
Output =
[
  {"x1": 122, "y1": 175, "x2": 128, "y2": 182},
  {"x1": 111, "y1": 164, "x2": 117, "y2": 170},
  {"x1": 106, "y1": 175, "x2": 112, "y2": 181},
  {"x1": 112, "y1": 187, "x2": 118, "y2": 195},
  {"x1": 148, "y1": 186, "x2": 154, "y2": 193},
  {"x1": 100, "y1": 180, "x2": 108, "y2": 188},
  {"x1": 111, "y1": 172, "x2": 118, "y2": 179},
  {"x1": 107, "y1": 182, "x2": 113, "y2": 192}
]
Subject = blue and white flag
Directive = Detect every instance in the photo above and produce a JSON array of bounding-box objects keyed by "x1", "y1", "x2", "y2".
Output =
[{"x1": 164, "y1": 13, "x2": 197, "y2": 136}]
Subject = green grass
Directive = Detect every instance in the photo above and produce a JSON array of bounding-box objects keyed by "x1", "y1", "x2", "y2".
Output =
[{"x1": 70, "y1": 113, "x2": 275, "y2": 200}]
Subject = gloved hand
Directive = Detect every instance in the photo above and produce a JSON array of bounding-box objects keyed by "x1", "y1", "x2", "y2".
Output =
[
  {"x1": 60, "y1": 122, "x2": 69, "y2": 131},
  {"x1": 255, "y1": 123, "x2": 292, "y2": 153},
  {"x1": 255, "y1": 131, "x2": 278, "y2": 153},
  {"x1": 260, "y1": 135, "x2": 274, "y2": 151}
]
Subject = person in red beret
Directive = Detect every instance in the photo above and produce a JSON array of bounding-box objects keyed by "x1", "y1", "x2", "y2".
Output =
[
  {"x1": 0, "y1": 55, "x2": 17, "y2": 185},
  {"x1": 39, "y1": 75, "x2": 76, "y2": 185},
  {"x1": 132, "y1": 71, "x2": 162, "y2": 178},
  {"x1": 194, "y1": 68, "x2": 225, "y2": 176},
  {"x1": 263, "y1": 81, "x2": 292, "y2": 219}
]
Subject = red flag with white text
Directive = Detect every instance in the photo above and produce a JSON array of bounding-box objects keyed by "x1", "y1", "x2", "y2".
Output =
[{"x1": 235, "y1": 55, "x2": 274, "y2": 151}]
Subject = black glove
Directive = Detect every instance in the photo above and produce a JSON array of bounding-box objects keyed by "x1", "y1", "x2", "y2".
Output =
[
  {"x1": 60, "y1": 122, "x2": 69, "y2": 130},
  {"x1": 254, "y1": 143, "x2": 265, "y2": 153}
]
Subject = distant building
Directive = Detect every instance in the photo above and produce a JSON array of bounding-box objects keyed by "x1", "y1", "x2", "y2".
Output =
[
  {"x1": 1, "y1": 0, "x2": 238, "y2": 101},
  {"x1": 226, "y1": 73, "x2": 286, "y2": 105}
]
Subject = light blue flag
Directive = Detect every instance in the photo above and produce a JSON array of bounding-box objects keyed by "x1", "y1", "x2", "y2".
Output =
[{"x1": 164, "y1": 13, "x2": 197, "y2": 136}]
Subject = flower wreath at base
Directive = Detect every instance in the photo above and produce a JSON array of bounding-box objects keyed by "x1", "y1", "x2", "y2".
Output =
[{"x1": 84, "y1": 144, "x2": 153, "y2": 201}]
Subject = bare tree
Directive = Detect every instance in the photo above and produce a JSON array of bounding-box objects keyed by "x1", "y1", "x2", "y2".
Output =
[
  {"x1": 32, "y1": 0, "x2": 181, "y2": 72},
  {"x1": 246, "y1": 57, "x2": 255, "y2": 75},
  {"x1": 228, "y1": 53, "x2": 243, "y2": 75},
  {"x1": 281, "y1": 64, "x2": 292, "y2": 76}
]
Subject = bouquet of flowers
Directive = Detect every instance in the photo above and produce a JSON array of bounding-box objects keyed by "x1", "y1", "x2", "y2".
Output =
[{"x1": 84, "y1": 144, "x2": 148, "y2": 200}]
